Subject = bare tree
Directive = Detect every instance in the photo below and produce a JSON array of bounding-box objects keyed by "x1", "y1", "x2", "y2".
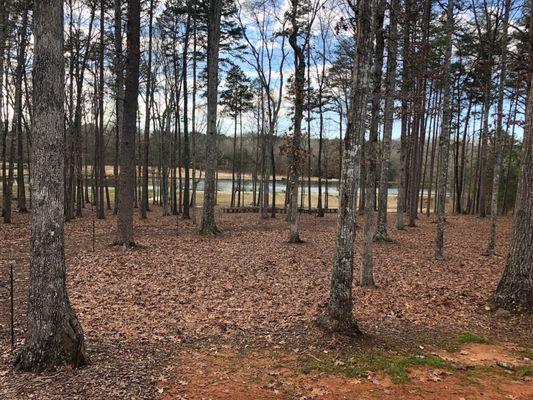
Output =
[
  {"x1": 141, "y1": 0, "x2": 155, "y2": 219},
  {"x1": 15, "y1": 0, "x2": 86, "y2": 370},
  {"x1": 491, "y1": 0, "x2": 533, "y2": 313},
  {"x1": 116, "y1": 0, "x2": 141, "y2": 246},
  {"x1": 435, "y1": 0, "x2": 454, "y2": 261},
  {"x1": 360, "y1": 0, "x2": 385, "y2": 287},
  {"x1": 375, "y1": 0, "x2": 399, "y2": 240},
  {"x1": 200, "y1": 0, "x2": 222, "y2": 234},
  {"x1": 486, "y1": 0, "x2": 511, "y2": 256},
  {"x1": 318, "y1": 0, "x2": 375, "y2": 335}
]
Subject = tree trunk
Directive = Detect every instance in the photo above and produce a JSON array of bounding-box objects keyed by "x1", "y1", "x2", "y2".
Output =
[
  {"x1": 200, "y1": 0, "x2": 222, "y2": 234},
  {"x1": 491, "y1": 2, "x2": 533, "y2": 310},
  {"x1": 140, "y1": 0, "x2": 154, "y2": 219},
  {"x1": 434, "y1": 0, "x2": 454, "y2": 261},
  {"x1": 182, "y1": 14, "x2": 191, "y2": 219},
  {"x1": 115, "y1": 0, "x2": 140, "y2": 246},
  {"x1": 286, "y1": 0, "x2": 306, "y2": 243},
  {"x1": 15, "y1": 0, "x2": 86, "y2": 370},
  {"x1": 113, "y1": 0, "x2": 124, "y2": 214},
  {"x1": 319, "y1": 0, "x2": 374, "y2": 335},
  {"x1": 96, "y1": 0, "x2": 105, "y2": 220},
  {"x1": 15, "y1": 6, "x2": 29, "y2": 213},
  {"x1": 396, "y1": 0, "x2": 411, "y2": 230},
  {"x1": 376, "y1": 0, "x2": 398, "y2": 240},
  {"x1": 486, "y1": 0, "x2": 510, "y2": 256},
  {"x1": 361, "y1": 0, "x2": 385, "y2": 287}
]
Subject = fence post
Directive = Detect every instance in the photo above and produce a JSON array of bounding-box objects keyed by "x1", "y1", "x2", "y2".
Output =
[{"x1": 10, "y1": 265, "x2": 14, "y2": 349}]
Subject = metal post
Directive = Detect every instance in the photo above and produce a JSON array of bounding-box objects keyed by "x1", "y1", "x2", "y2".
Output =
[{"x1": 10, "y1": 265, "x2": 14, "y2": 349}]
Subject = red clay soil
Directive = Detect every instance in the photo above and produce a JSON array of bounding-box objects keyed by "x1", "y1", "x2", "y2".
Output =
[{"x1": 0, "y1": 207, "x2": 531, "y2": 399}]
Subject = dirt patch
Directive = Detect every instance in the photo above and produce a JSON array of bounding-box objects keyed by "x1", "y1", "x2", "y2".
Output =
[
  {"x1": 437, "y1": 342, "x2": 533, "y2": 368},
  {"x1": 160, "y1": 344, "x2": 533, "y2": 399}
]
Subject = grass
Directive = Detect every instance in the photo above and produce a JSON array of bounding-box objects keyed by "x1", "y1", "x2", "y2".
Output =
[
  {"x1": 455, "y1": 332, "x2": 491, "y2": 345},
  {"x1": 300, "y1": 351, "x2": 452, "y2": 383},
  {"x1": 516, "y1": 365, "x2": 533, "y2": 377}
]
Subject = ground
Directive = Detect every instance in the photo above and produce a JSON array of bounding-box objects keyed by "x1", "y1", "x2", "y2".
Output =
[{"x1": 0, "y1": 207, "x2": 532, "y2": 399}]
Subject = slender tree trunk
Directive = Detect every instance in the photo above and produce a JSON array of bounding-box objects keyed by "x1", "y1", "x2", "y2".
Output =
[
  {"x1": 502, "y1": 94, "x2": 518, "y2": 214},
  {"x1": 200, "y1": 0, "x2": 222, "y2": 234},
  {"x1": 361, "y1": 0, "x2": 385, "y2": 287},
  {"x1": 15, "y1": 7, "x2": 29, "y2": 213},
  {"x1": 96, "y1": 0, "x2": 105, "y2": 220},
  {"x1": 140, "y1": 0, "x2": 154, "y2": 218},
  {"x1": 435, "y1": 0, "x2": 454, "y2": 261},
  {"x1": 15, "y1": 0, "x2": 86, "y2": 370},
  {"x1": 182, "y1": 14, "x2": 191, "y2": 219},
  {"x1": 407, "y1": 0, "x2": 431, "y2": 227},
  {"x1": 238, "y1": 112, "x2": 244, "y2": 207},
  {"x1": 287, "y1": 0, "x2": 306, "y2": 243},
  {"x1": 426, "y1": 90, "x2": 442, "y2": 216},
  {"x1": 231, "y1": 113, "x2": 237, "y2": 207},
  {"x1": 191, "y1": 10, "x2": 198, "y2": 223},
  {"x1": 115, "y1": 0, "x2": 140, "y2": 246},
  {"x1": 375, "y1": 0, "x2": 398, "y2": 240},
  {"x1": 113, "y1": 0, "x2": 124, "y2": 214},
  {"x1": 319, "y1": 0, "x2": 374, "y2": 335},
  {"x1": 486, "y1": 0, "x2": 510, "y2": 256},
  {"x1": 396, "y1": 0, "x2": 411, "y2": 230},
  {"x1": 0, "y1": 0, "x2": 10, "y2": 220}
]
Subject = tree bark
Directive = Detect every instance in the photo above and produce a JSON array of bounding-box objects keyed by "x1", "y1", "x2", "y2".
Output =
[
  {"x1": 396, "y1": 0, "x2": 412, "y2": 230},
  {"x1": 96, "y1": 0, "x2": 106, "y2": 220},
  {"x1": 140, "y1": 0, "x2": 154, "y2": 219},
  {"x1": 200, "y1": 0, "x2": 222, "y2": 234},
  {"x1": 491, "y1": 1, "x2": 533, "y2": 310},
  {"x1": 286, "y1": 0, "x2": 307, "y2": 243},
  {"x1": 375, "y1": 0, "x2": 398, "y2": 240},
  {"x1": 15, "y1": 0, "x2": 86, "y2": 371},
  {"x1": 486, "y1": 0, "x2": 511, "y2": 256},
  {"x1": 319, "y1": 0, "x2": 375, "y2": 335},
  {"x1": 113, "y1": 0, "x2": 124, "y2": 214},
  {"x1": 182, "y1": 13, "x2": 191, "y2": 219},
  {"x1": 435, "y1": 0, "x2": 454, "y2": 261},
  {"x1": 116, "y1": 0, "x2": 141, "y2": 246},
  {"x1": 16, "y1": 6, "x2": 29, "y2": 213},
  {"x1": 361, "y1": 0, "x2": 385, "y2": 287}
]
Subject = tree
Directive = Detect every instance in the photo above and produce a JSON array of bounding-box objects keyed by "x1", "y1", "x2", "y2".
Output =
[
  {"x1": 486, "y1": 0, "x2": 511, "y2": 256},
  {"x1": 220, "y1": 64, "x2": 253, "y2": 207},
  {"x1": 318, "y1": 0, "x2": 375, "y2": 335},
  {"x1": 375, "y1": 0, "x2": 399, "y2": 240},
  {"x1": 116, "y1": 0, "x2": 141, "y2": 246},
  {"x1": 395, "y1": 0, "x2": 412, "y2": 231},
  {"x1": 140, "y1": 0, "x2": 155, "y2": 219},
  {"x1": 237, "y1": 0, "x2": 288, "y2": 219},
  {"x1": 286, "y1": 0, "x2": 320, "y2": 243},
  {"x1": 96, "y1": 0, "x2": 106, "y2": 219},
  {"x1": 14, "y1": 0, "x2": 86, "y2": 371},
  {"x1": 113, "y1": 0, "x2": 124, "y2": 214},
  {"x1": 200, "y1": 0, "x2": 222, "y2": 234},
  {"x1": 16, "y1": 4, "x2": 29, "y2": 214},
  {"x1": 435, "y1": 0, "x2": 454, "y2": 261},
  {"x1": 360, "y1": 0, "x2": 385, "y2": 288},
  {"x1": 491, "y1": 0, "x2": 533, "y2": 313}
]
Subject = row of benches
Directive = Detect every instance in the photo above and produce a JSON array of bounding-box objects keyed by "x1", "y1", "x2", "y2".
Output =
[{"x1": 222, "y1": 207, "x2": 338, "y2": 214}]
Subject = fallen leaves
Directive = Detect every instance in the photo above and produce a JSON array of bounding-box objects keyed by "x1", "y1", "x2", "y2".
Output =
[{"x1": 0, "y1": 209, "x2": 532, "y2": 399}]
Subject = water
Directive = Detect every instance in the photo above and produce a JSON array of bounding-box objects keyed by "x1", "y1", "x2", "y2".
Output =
[{"x1": 192, "y1": 178, "x2": 401, "y2": 196}]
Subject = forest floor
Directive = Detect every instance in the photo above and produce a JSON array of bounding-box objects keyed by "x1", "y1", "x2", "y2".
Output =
[{"x1": 0, "y1": 206, "x2": 532, "y2": 399}]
